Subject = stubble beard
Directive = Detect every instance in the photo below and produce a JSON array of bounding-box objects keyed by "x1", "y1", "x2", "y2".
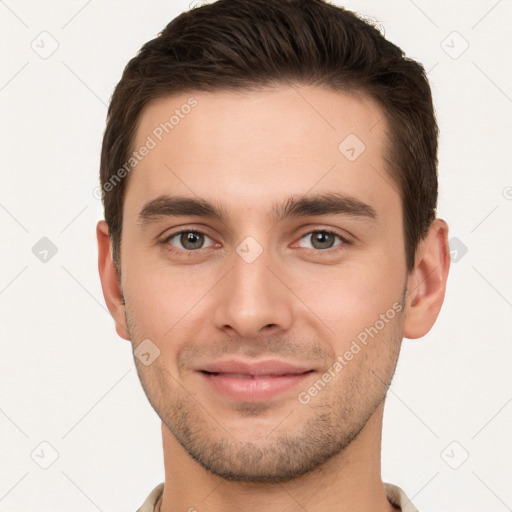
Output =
[{"x1": 126, "y1": 302, "x2": 404, "y2": 484}]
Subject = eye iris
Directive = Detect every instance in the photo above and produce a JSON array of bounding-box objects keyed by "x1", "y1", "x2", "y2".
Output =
[
  {"x1": 311, "y1": 231, "x2": 335, "y2": 249},
  {"x1": 175, "y1": 232, "x2": 338, "y2": 251},
  {"x1": 180, "y1": 232, "x2": 204, "y2": 250}
]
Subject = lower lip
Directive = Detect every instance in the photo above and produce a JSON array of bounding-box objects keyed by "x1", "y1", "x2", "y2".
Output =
[{"x1": 199, "y1": 371, "x2": 315, "y2": 402}]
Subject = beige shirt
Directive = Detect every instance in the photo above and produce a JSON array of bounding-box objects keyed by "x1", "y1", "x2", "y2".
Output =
[{"x1": 136, "y1": 482, "x2": 419, "y2": 511}]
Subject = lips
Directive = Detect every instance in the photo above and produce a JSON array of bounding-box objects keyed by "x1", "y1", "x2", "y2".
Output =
[
  {"x1": 204, "y1": 372, "x2": 301, "y2": 379},
  {"x1": 198, "y1": 359, "x2": 313, "y2": 377},
  {"x1": 196, "y1": 359, "x2": 315, "y2": 402}
]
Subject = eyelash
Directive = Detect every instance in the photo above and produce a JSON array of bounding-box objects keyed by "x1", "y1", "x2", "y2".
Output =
[{"x1": 162, "y1": 228, "x2": 350, "y2": 256}]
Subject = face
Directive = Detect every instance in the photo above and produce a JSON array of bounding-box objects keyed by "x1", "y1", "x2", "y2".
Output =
[{"x1": 119, "y1": 85, "x2": 408, "y2": 483}]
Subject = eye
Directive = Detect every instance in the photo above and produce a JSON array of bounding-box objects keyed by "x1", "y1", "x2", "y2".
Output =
[
  {"x1": 163, "y1": 229, "x2": 217, "y2": 253},
  {"x1": 297, "y1": 230, "x2": 347, "y2": 251}
]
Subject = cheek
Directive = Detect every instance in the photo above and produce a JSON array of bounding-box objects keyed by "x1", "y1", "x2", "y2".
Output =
[
  {"x1": 284, "y1": 251, "x2": 405, "y2": 344},
  {"x1": 123, "y1": 255, "x2": 216, "y2": 339}
]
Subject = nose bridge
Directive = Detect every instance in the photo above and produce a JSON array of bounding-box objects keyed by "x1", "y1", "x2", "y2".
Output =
[{"x1": 212, "y1": 239, "x2": 293, "y2": 337}]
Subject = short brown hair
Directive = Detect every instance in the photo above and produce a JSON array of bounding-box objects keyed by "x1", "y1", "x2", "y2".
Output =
[{"x1": 100, "y1": 0, "x2": 438, "y2": 274}]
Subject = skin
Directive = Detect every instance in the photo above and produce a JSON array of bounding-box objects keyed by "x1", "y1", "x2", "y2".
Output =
[{"x1": 97, "y1": 84, "x2": 450, "y2": 512}]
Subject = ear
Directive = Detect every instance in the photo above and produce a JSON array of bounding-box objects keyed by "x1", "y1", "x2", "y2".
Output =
[
  {"x1": 403, "y1": 218, "x2": 451, "y2": 339},
  {"x1": 96, "y1": 220, "x2": 131, "y2": 341}
]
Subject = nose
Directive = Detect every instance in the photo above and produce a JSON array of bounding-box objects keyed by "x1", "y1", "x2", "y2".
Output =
[{"x1": 212, "y1": 246, "x2": 294, "y2": 339}]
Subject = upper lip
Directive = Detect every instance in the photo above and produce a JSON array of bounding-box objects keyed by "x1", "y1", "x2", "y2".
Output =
[{"x1": 197, "y1": 359, "x2": 314, "y2": 376}]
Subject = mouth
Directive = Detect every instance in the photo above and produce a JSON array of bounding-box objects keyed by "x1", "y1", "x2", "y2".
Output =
[
  {"x1": 197, "y1": 368, "x2": 316, "y2": 402},
  {"x1": 201, "y1": 370, "x2": 314, "y2": 379}
]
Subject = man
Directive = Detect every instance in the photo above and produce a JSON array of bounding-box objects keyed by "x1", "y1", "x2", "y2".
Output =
[{"x1": 96, "y1": 0, "x2": 450, "y2": 510}]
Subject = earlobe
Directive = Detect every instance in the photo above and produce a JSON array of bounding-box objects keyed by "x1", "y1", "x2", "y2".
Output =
[
  {"x1": 96, "y1": 220, "x2": 131, "y2": 341},
  {"x1": 403, "y1": 218, "x2": 451, "y2": 339}
]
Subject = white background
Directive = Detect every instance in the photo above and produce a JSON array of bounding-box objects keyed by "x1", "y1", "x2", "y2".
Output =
[{"x1": 0, "y1": 0, "x2": 511, "y2": 510}]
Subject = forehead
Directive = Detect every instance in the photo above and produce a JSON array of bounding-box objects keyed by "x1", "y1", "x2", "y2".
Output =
[{"x1": 124, "y1": 85, "x2": 398, "y2": 225}]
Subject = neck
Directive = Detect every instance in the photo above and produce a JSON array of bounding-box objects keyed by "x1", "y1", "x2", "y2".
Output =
[{"x1": 158, "y1": 401, "x2": 398, "y2": 512}]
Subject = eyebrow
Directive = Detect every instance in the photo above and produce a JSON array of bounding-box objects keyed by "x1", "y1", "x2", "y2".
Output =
[{"x1": 137, "y1": 192, "x2": 377, "y2": 227}]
